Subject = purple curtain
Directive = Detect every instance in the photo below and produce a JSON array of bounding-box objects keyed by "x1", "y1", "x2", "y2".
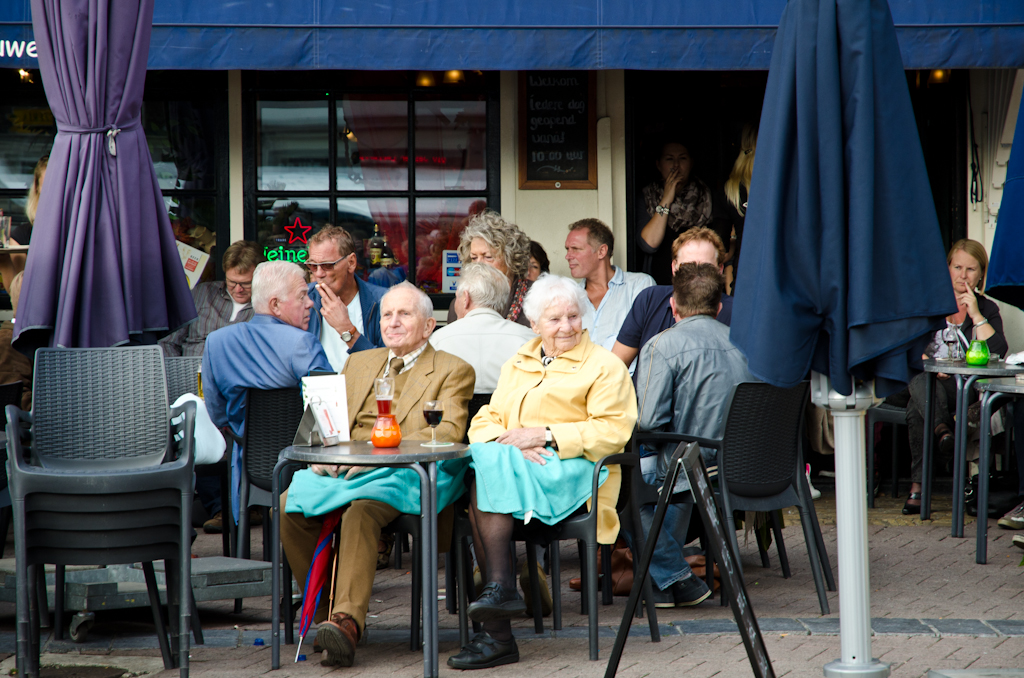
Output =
[{"x1": 15, "y1": 0, "x2": 196, "y2": 351}]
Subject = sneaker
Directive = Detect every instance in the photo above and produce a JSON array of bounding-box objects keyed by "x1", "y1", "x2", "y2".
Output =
[
  {"x1": 806, "y1": 464, "x2": 822, "y2": 500},
  {"x1": 1012, "y1": 535, "x2": 1024, "y2": 551},
  {"x1": 648, "y1": 585, "x2": 676, "y2": 609},
  {"x1": 202, "y1": 511, "x2": 223, "y2": 534},
  {"x1": 997, "y1": 500, "x2": 1024, "y2": 530},
  {"x1": 672, "y1": 576, "x2": 712, "y2": 607}
]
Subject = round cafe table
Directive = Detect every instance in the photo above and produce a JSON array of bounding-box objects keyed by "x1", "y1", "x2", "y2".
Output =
[
  {"x1": 973, "y1": 377, "x2": 1024, "y2": 564},
  {"x1": 920, "y1": 359, "x2": 1024, "y2": 534},
  {"x1": 269, "y1": 441, "x2": 469, "y2": 678}
]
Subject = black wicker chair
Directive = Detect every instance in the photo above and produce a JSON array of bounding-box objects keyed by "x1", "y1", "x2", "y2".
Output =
[{"x1": 6, "y1": 347, "x2": 195, "y2": 678}]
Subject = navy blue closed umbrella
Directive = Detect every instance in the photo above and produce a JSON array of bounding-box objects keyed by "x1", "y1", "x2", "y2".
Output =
[
  {"x1": 986, "y1": 90, "x2": 1024, "y2": 311},
  {"x1": 730, "y1": 0, "x2": 955, "y2": 398}
]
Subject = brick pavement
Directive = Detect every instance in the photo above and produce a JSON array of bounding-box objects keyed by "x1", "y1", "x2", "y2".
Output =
[{"x1": 1, "y1": 489, "x2": 1022, "y2": 677}]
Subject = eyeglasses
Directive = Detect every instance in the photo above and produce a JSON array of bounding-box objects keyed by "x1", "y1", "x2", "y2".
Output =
[
  {"x1": 305, "y1": 257, "x2": 345, "y2": 273},
  {"x1": 225, "y1": 279, "x2": 252, "y2": 290}
]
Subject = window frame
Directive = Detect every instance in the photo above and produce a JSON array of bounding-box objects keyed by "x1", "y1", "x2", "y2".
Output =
[{"x1": 242, "y1": 71, "x2": 501, "y2": 309}]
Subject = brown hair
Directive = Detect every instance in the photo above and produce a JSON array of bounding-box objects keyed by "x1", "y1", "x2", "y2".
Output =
[
  {"x1": 947, "y1": 239, "x2": 989, "y2": 292},
  {"x1": 308, "y1": 224, "x2": 356, "y2": 259},
  {"x1": 672, "y1": 262, "x2": 723, "y2": 319},
  {"x1": 670, "y1": 227, "x2": 726, "y2": 266},
  {"x1": 568, "y1": 218, "x2": 615, "y2": 257},
  {"x1": 25, "y1": 155, "x2": 48, "y2": 224},
  {"x1": 221, "y1": 240, "x2": 265, "y2": 274}
]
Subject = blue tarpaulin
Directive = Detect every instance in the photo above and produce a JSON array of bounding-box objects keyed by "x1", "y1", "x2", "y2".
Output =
[{"x1": 1, "y1": 1, "x2": 1023, "y2": 71}]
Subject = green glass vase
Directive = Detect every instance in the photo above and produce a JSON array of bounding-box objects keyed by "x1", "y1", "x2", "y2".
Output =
[{"x1": 965, "y1": 338, "x2": 990, "y2": 365}]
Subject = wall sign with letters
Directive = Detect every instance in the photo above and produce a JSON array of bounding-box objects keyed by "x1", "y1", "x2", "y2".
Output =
[{"x1": 518, "y1": 71, "x2": 597, "y2": 190}]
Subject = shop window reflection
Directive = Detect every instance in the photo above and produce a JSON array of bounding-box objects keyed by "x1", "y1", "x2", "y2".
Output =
[
  {"x1": 415, "y1": 198, "x2": 488, "y2": 294},
  {"x1": 414, "y1": 99, "x2": 486, "y2": 191},
  {"x1": 258, "y1": 101, "x2": 329, "y2": 191},
  {"x1": 256, "y1": 197, "x2": 330, "y2": 265},
  {"x1": 337, "y1": 198, "x2": 408, "y2": 287}
]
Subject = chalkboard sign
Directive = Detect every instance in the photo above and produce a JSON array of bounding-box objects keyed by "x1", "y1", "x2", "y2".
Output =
[
  {"x1": 518, "y1": 71, "x2": 597, "y2": 189},
  {"x1": 683, "y1": 444, "x2": 775, "y2": 678}
]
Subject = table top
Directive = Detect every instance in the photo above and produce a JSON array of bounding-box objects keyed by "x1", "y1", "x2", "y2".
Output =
[
  {"x1": 0, "y1": 246, "x2": 28, "y2": 254},
  {"x1": 922, "y1": 358, "x2": 1024, "y2": 376},
  {"x1": 282, "y1": 442, "x2": 470, "y2": 465},
  {"x1": 975, "y1": 377, "x2": 1024, "y2": 395}
]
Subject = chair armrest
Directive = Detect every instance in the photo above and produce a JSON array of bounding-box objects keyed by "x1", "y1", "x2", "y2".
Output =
[
  {"x1": 222, "y1": 427, "x2": 242, "y2": 447},
  {"x1": 589, "y1": 453, "x2": 635, "y2": 516},
  {"x1": 635, "y1": 430, "x2": 722, "y2": 451},
  {"x1": 5, "y1": 404, "x2": 32, "y2": 466},
  {"x1": 169, "y1": 401, "x2": 197, "y2": 465}
]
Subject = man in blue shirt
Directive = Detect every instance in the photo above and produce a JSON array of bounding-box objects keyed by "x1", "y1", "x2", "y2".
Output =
[
  {"x1": 566, "y1": 218, "x2": 654, "y2": 357},
  {"x1": 612, "y1": 227, "x2": 733, "y2": 377},
  {"x1": 305, "y1": 225, "x2": 388, "y2": 370},
  {"x1": 203, "y1": 260, "x2": 332, "y2": 523}
]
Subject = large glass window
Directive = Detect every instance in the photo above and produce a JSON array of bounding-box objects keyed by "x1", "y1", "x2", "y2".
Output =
[{"x1": 246, "y1": 72, "x2": 498, "y2": 303}]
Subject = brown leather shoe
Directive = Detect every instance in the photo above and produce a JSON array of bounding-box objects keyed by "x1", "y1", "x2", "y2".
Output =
[{"x1": 315, "y1": 613, "x2": 359, "y2": 667}]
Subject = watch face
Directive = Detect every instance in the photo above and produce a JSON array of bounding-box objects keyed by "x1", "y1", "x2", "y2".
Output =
[{"x1": 341, "y1": 331, "x2": 352, "y2": 342}]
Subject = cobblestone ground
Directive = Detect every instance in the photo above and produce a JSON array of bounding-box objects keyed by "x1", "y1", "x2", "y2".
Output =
[{"x1": 1, "y1": 488, "x2": 1022, "y2": 677}]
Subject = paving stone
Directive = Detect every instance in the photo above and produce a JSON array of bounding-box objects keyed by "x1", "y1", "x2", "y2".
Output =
[
  {"x1": 676, "y1": 619, "x2": 739, "y2": 634},
  {"x1": 197, "y1": 629, "x2": 241, "y2": 647},
  {"x1": 985, "y1": 620, "x2": 1024, "y2": 636},
  {"x1": 928, "y1": 671, "x2": 1024, "y2": 678},
  {"x1": 799, "y1": 618, "x2": 841, "y2": 635},
  {"x1": 757, "y1": 618, "x2": 809, "y2": 633},
  {"x1": 924, "y1": 619, "x2": 999, "y2": 636},
  {"x1": 871, "y1": 617, "x2": 934, "y2": 635},
  {"x1": 109, "y1": 635, "x2": 160, "y2": 649}
]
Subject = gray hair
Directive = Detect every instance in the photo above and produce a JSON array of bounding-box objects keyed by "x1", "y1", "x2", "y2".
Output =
[
  {"x1": 457, "y1": 210, "x2": 532, "y2": 279},
  {"x1": 382, "y1": 281, "x2": 434, "y2": 319},
  {"x1": 522, "y1": 274, "x2": 589, "y2": 324},
  {"x1": 251, "y1": 260, "x2": 306, "y2": 314},
  {"x1": 456, "y1": 263, "x2": 510, "y2": 313}
]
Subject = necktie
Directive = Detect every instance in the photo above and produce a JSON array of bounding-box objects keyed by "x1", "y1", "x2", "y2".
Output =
[{"x1": 389, "y1": 357, "x2": 405, "y2": 376}]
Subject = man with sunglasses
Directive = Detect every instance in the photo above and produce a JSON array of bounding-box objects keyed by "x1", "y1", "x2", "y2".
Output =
[
  {"x1": 305, "y1": 225, "x2": 388, "y2": 369},
  {"x1": 160, "y1": 240, "x2": 265, "y2": 358}
]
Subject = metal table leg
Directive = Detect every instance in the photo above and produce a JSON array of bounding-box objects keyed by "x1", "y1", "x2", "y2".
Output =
[
  {"x1": 921, "y1": 373, "x2": 934, "y2": 519},
  {"x1": 410, "y1": 463, "x2": 437, "y2": 678},
  {"x1": 976, "y1": 392, "x2": 1008, "y2": 564},
  {"x1": 271, "y1": 457, "x2": 299, "y2": 671},
  {"x1": 953, "y1": 375, "x2": 979, "y2": 538}
]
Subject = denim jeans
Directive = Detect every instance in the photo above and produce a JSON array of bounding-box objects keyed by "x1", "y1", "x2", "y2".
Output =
[
  {"x1": 196, "y1": 474, "x2": 222, "y2": 517},
  {"x1": 620, "y1": 462, "x2": 695, "y2": 591}
]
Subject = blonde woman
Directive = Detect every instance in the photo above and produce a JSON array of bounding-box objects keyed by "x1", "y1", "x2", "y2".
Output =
[
  {"x1": 718, "y1": 125, "x2": 756, "y2": 285},
  {"x1": 0, "y1": 155, "x2": 46, "y2": 293}
]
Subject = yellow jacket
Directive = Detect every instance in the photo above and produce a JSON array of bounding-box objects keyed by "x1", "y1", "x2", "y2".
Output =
[{"x1": 468, "y1": 331, "x2": 637, "y2": 543}]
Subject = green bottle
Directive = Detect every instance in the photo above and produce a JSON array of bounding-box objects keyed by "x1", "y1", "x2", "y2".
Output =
[{"x1": 965, "y1": 326, "x2": 990, "y2": 366}]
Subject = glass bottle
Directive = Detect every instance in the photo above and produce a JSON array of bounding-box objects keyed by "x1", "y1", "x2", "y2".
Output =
[
  {"x1": 380, "y1": 234, "x2": 396, "y2": 269},
  {"x1": 368, "y1": 223, "x2": 384, "y2": 269},
  {"x1": 965, "y1": 325, "x2": 990, "y2": 366},
  {"x1": 370, "y1": 377, "x2": 402, "y2": 447}
]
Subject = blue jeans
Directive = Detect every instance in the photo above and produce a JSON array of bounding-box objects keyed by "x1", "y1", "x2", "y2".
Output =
[
  {"x1": 621, "y1": 461, "x2": 696, "y2": 591},
  {"x1": 196, "y1": 474, "x2": 222, "y2": 517}
]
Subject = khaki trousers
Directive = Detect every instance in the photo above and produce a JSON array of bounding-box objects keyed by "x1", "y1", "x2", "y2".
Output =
[{"x1": 280, "y1": 490, "x2": 400, "y2": 633}]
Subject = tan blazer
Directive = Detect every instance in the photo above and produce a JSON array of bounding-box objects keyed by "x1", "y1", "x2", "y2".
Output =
[{"x1": 342, "y1": 343, "x2": 475, "y2": 442}]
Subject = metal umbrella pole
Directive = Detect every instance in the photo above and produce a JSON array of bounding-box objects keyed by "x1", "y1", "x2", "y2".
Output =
[{"x1": 811, "y1": 373, "x2": 889, "y2": 678}]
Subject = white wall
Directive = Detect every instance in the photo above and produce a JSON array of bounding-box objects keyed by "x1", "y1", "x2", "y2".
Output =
[
  {"x1": 499, "y1": 71, "x2": 627, "y2": 279},
  {"x1": 967, "y1": 69, "x2": 1024, "y2": 355}
]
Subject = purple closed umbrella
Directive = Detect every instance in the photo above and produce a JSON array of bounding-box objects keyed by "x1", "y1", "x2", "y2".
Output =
[{"x1": 15, "y1": 0, "x2": 196, "y2": 352}]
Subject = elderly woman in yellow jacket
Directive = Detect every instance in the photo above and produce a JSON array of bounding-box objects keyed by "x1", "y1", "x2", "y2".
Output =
[{"x1": 447, "y1": 274, "x2": 637, "y2": 670}]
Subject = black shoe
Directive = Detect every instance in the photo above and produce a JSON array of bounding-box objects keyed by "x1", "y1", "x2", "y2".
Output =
[
  {"x1": 672, "y1": 576, "x2": 712, "y2": 607},
  {"x1": 447, "y1": 632, "x2": 519, "y2": 670},
  {"x1": 467, "y1": 582, "x2": 526, "y2": 623},
  {"x1": 902, "y1": 492, "x2": 922, "y2": 515},
  {"x1": 648, "y1": 585, "x2": 676, "y2": 609},
  {"x1": 938, "y1": 431, "x2": 954, "y2": 457}
]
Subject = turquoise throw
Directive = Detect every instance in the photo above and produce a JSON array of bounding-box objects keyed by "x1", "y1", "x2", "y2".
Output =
[
  {"x1": 470, "y1": 442, "x2": 607, "y2": 526},
  {"x1": 285, "y1": 457, "x2": 471, "y2": 518}
]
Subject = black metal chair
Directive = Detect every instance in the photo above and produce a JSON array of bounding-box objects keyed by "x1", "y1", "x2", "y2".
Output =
[
  {"x1": 866, "y1": 403, "x2": 907, "y2": 506},
  {"x1": 164, "y1": 356, "x2": 234, "y2": 558},
  {"x1": 702, "y1": 381, "x2": 835, "y2": 615},
  {"x1": 6, "y1": 347, "x2": 195, "y2": 678}
]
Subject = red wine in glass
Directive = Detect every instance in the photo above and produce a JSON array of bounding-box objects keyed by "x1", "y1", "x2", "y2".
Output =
[{"x1": 421, "y1": 400, "x2": 453, "y2": 447}]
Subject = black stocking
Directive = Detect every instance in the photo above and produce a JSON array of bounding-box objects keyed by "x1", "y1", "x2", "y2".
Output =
[{"x1": 468, "y1": 479, "x2": 514, "y2": 642}]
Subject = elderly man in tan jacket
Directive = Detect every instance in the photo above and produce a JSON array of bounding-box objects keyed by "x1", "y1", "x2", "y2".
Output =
[{"x1": 281, "y1": 282, "x2": 474, "y2": 668}]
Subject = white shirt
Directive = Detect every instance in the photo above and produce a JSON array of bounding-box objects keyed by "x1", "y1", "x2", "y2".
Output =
[
  {"x1": 429, "y1": 307, "x2": 538, "y2": 393},
  {"x1": 229, "y1": 300, "x2": 249, "y2": 322},
  {"x1": 580, "y1": 266, "x2": 655, "y2": 352},
  {"x1": 320, "y1": 291, "x2": 364, "y2": 371},
  {"x1": 384, "y1": 342, "x2": 428, "y2": 377}
]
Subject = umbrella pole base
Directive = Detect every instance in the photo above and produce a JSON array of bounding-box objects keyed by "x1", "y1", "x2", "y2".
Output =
[{"x1": 824, "y1": 659, "x2": 890, "y2": 678}]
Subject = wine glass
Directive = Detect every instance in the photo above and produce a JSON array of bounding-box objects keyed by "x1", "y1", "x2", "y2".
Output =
[
  {"x1": 942, "y1": 326, "x2": 958, "y2": 362},
  {"x1": 421, "y1": 400, "x2": 453, "y2": 447}
]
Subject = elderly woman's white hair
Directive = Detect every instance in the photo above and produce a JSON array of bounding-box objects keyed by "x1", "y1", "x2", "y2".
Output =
[
  {"x1": 456, "y1": 210, "x2": 532, "y2": 279},
  {"x1": 382, "y1": 281, "x2": 434, "y2": 318},
  {"x1": 456, "y1": 263, "x2": 510, "y2": 314},
  {"x1": 251, "y1": 260, "x2": 305, "y2": 314},
  {"x1": 522, "y1": 274, "x2": 589, "y2": 323}
]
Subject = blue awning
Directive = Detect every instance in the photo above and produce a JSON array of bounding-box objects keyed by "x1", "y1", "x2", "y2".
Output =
[{"x1": 2, "y1": 1, "x2": 1023, "y2": 71}]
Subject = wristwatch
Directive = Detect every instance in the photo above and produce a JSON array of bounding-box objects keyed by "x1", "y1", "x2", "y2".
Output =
[
  {"x1": 545, "y1": 427, "x2": 558, "y2": 450},
  {"x1": 340, "y1": 330, "x2": 353, "y2": 343},
  {"x1": 655, "y1": 205, "x2": 670, "y2": 216}
]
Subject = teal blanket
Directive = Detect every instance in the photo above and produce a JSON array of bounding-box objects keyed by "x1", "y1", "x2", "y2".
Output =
[
  {"x1": 285, "y1": 457, "x2": 471, "y2": 518},
  {"x1": 470, "y1": 442, "x2": 607, "y2": 526}
]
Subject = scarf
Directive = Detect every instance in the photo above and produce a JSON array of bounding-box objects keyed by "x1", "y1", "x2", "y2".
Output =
[
  {"x1": 506, "y1": 277, "x2": 529, "y2": 323},
  {"x1": 643, "y1": 178, "x2": 713, "y2": 235}
]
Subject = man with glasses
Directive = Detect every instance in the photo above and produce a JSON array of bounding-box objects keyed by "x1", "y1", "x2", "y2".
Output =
[
  {"x1": 160, "y1": 240, "x2": 265, "y2": 357},
  {"x1": 305, "y1": 225, "x2": 388, "y2": 369}
]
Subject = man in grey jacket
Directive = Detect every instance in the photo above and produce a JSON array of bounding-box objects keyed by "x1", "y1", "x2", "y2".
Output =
[{"x1": 635, "y1": 262, "x2": 754, "y2": 608}]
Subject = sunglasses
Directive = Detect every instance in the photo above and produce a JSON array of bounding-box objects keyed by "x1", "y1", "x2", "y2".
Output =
[{"x1": 305, "y1": 257, "x2": 346, "y2": 273}]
